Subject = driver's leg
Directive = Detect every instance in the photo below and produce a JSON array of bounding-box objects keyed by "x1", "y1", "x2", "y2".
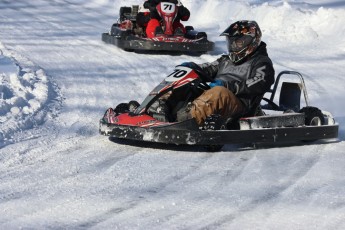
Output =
[
  {"x1": 190, "y1": 86, "x2": 245, "y2": 125},
  {"x1": 173, "y1": 20, "x2": 186, "y2": 34},
  {"x1": 146, "y1": 19, "x2": 160, "y2": 38}
]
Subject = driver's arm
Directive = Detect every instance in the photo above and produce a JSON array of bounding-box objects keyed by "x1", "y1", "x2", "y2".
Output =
[{"x1": 198, "y1": 56, "x2": 227, "y2": 80}]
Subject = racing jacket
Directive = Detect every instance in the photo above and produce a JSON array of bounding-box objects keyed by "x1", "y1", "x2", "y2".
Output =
[{"x1": 199, "y1": 42, "x2": 275, "y2": 115}]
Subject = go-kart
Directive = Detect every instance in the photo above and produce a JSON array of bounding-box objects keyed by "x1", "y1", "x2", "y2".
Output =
[
  {"x1": 101, "y1": 2, "x2": 214, "y2": 53},
  {"x1": 99, "y1": 65, "x2": 339, "y2": 151}
]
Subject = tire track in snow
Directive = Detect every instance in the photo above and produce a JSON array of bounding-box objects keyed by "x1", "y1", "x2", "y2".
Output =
[
  {"x1": 52, "y1": 149, "x2": 214, "y2": 228},
  {"x1": 83, "y1": 149, "x2": 257, "y2": 228},
  {"x1": 199, "y1": 145, "x2": 327, "y2": 229}
]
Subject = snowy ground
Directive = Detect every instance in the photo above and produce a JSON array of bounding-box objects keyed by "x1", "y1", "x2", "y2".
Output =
[{"x1": 0, "y1": 0, "x2": 345, "y2": 229}]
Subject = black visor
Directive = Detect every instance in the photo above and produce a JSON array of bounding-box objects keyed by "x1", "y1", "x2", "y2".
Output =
[{"x1": 226, "y1": 35, "x2": 253, "y2": 52}]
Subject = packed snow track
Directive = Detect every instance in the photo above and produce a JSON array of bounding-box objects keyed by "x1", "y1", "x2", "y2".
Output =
[{"x1": 0, "y1": 0, "x2": 345, "y2": 229}]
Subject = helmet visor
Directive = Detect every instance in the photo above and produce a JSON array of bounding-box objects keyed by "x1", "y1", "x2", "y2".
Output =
[{"x1": 226, "y1": 35, "x2": 253, "y2": 52}]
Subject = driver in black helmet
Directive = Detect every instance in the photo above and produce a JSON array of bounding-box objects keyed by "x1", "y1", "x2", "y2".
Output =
[{"x1": 180, "y1": 20, "x2": 275, "y2": 126}]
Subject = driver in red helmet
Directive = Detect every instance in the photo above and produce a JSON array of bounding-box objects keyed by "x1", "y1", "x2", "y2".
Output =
[
  {"x1": 143, "y1": 0, "x2": 190, "y2": 38},
  {"x1": 179, "y1": 20, "x2": 275, "y2": 127}
]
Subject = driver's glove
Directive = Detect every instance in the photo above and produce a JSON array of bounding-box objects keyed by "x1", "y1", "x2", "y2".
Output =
[{"x1": 209, "y1": 79, "x2": 224, "y2": 88}]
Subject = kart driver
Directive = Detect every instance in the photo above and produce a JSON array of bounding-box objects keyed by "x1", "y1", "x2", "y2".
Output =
[
  {"x1": 143, "y1": 0, "x2": 190, "y2": 38},
  {"x1": 178, "y1": 20, "x2": 275, "y2": 127}
]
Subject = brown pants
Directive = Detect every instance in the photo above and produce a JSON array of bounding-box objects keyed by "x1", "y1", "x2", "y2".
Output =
[{"x1": 190, "y1": 86, "x2": 245, "y2": 125}]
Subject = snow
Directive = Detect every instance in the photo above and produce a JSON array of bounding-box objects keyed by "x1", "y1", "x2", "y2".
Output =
[{"x1": 0, "y1": 0, "x2": 345, "y2": 229}]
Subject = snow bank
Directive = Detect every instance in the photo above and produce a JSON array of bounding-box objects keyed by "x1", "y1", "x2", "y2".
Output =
[
  {"x1": 0, "y1": 43, "x2": 57, "y2": 147},
  {"x1": 183, "y1": 0, "x2": 345, "y2": 47}
]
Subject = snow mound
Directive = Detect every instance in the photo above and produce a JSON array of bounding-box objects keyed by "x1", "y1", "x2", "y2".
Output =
[{"x1": 0, "y1": 45, "x2": 60, "y2": 147}]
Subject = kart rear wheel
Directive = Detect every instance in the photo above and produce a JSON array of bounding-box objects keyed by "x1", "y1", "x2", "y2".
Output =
[
  {"x1": 185, "y1": 26, "x2": 194, "y2": 31},
  {"x1": 299, "y1": 106, "x2": 325, "y2": 142},
  {"x1": 300, "y1": 106, "x2": 325, "y2": 126}
]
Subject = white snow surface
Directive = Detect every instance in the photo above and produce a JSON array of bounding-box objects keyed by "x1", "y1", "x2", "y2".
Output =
[{"x1": 0, "y1": 0, "x2": 345, "y2": 229}]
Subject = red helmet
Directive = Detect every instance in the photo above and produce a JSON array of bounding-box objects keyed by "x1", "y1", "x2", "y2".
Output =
[{"x1": 220, "y1": 20, "x2": 262, "y2": 63}]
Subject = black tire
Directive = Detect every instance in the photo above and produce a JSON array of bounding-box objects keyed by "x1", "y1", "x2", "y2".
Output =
[
  {"x1": 110, "y1": 23, "x2": 120, "y2": 36},
  {"x1": 299, "y1": 106, "x2": 325, "y2": 142},
  {"x1": 114, "y1": 103, "x2": 129, "y2": 115},
  {"x1": 185, "y1": 26, "x2": 194, "y2": 31},
  {"x1": 299, "y1": 106, "x2": 325, "y2": 126},
  {"x1": 128, "y1": 100, "x2": 140, "y2": 112}
]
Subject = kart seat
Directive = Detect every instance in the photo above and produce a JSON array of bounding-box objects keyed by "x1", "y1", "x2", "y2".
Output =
[{"x1": 279, "y1": 82, "x2": 302, "y2": 112}]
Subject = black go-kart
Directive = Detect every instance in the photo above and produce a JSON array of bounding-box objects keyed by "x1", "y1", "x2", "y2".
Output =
[
  {"x1": 99, "y1": 65, "x2": 339, "y2": 151},
  {"x1": 102, "y1": 3, "x2": 214, "y2": 54}
]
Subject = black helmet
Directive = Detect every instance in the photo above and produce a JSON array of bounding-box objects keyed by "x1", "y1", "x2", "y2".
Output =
[{"x1": 220, "y1": 20, "x2": 262, "y2": 63}]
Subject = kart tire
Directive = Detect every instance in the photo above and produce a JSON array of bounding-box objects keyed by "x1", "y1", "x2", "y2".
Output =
[
  {"x1": 299, "y1": 106, "x2": 325, "y2": 126},
  {"x1": 128, "y1": 100, "x2": 140, "y2": 112},
  {"x1": 185, "y1": 26, "x2": 194, "y2": 31},
  {"x1": 299, "y1": 106, "x2": 325, "y2": 142}
]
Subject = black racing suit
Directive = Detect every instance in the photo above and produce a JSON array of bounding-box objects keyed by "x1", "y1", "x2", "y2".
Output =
[{"x1": 198, "y1": 42, "x2": 275, "y2": 116}]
